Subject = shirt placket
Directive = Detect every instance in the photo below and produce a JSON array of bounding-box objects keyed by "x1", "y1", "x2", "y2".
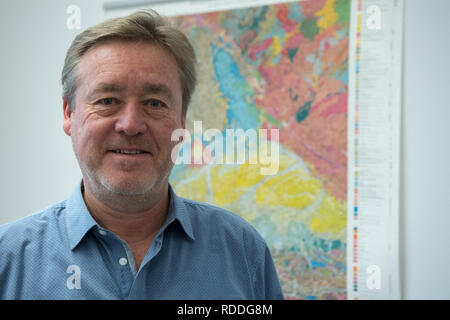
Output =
[
  {"x1": 127, "y1": 230, "x2": 166, "y2": 298},
  {"x1": 96, "y1": 227, "x2": 136, "y2": 298}
]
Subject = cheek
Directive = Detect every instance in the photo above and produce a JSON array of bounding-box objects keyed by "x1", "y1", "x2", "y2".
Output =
[{"x1": 71, "y1": 117, "x2": 110, "y2": 155}]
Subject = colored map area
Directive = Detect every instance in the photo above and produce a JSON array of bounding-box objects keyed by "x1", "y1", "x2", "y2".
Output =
[{"x1": 169, "y1": 0, "x2": 350, "y2": 299}]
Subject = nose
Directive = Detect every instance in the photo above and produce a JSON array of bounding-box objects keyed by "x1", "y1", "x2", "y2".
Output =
[{"x1": 114, "y1": 101, "x2": 147, "y2": 136}]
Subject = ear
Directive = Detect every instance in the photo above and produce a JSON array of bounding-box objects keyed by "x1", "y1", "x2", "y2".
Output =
[{"x1": 63, "y1": 97, "x2": 73, "y2": 136}]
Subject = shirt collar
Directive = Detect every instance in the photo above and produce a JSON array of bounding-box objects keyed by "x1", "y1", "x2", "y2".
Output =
[
  {"x1": 65, "y1": 180, "x2": 99, "y2": 250},
  {"x1": 166, "y1": 183, "x2": 195, "y2": 241},
  {"x1": 65, "y1": 180, "x2": 195, "y2": 250}
]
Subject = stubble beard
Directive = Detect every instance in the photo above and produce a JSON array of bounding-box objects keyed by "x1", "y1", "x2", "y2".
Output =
[{"x1": 77, "y1": 151, "x2": 173, "y2": 213}]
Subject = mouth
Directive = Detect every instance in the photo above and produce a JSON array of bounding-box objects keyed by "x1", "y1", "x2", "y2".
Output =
[{"x1": 108, "y1": 149, "x2": 151, "y2": 156}]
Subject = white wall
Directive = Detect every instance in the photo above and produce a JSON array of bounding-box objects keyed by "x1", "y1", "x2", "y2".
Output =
[
  {"x1": 401, "y1": 0, "x2": 450, "y2": 300},
  {"x1": 0, "y1": 0, "x2": 105, "y2": 224},
  {"x1": 0, "y1": 0, "x2": 449, "y2": 299}
]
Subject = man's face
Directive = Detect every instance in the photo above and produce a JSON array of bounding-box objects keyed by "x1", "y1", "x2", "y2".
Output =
[{"x1": 63, "y1": 41, "x2": 185, "y2": 196}]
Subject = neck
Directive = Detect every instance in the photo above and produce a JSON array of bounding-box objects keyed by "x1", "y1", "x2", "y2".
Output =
[{"x1": 81, "y1": 180, "x2": 170, "y2": 245}]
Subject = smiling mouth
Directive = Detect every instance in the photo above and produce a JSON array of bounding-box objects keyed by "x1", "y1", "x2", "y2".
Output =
[{"x1": 109, "y1": 149, "x2": 151, "y2": 155}]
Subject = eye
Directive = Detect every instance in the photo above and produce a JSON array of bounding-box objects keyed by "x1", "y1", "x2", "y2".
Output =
[
  {"x1": 97, "y1": 98, "x2": 118, "y2": 105},
  {"x1": 146, "y1": 99, "x2": 167, "y2": 109}
]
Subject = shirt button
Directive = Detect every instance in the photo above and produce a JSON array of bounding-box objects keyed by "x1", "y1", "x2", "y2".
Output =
[
  {"x1": 119, "y1": 257, "x2": 128, "y2": 266},
  {"x1": 98, "y1": 230, "x2": 107, "y2": 236}
]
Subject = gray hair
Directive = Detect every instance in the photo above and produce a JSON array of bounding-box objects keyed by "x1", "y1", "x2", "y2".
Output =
[{"x1": 61, "y1": 9, "x2": 197, "y2": 116}]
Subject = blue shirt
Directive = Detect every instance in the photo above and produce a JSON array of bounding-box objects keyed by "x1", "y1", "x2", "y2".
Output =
[{"x1": 0, "y1": 180, "x2": 283, "y2": 300}]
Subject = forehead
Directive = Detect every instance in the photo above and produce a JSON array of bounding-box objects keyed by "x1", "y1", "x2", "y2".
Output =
[{"x1": 78, "y1": 40, "x2": 181, "y2": 93}]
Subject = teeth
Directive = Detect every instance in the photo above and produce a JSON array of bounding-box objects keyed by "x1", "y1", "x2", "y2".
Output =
[{"x1": 114, "y1": 150, "x2": 144, "y2": 155}]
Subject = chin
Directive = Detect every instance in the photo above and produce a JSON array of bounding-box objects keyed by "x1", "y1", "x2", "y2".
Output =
[{"x1": 99, "y1": 175, "x2": 156, "y2": 196}]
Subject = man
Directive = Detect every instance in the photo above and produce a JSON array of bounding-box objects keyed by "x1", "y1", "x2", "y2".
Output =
[{"x1": 0, "y1": 10, "x2": 283, "y2": 299}]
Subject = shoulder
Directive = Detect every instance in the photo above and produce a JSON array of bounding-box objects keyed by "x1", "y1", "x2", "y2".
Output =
[
  {"x1": 0, "y1": 200, "x2": 67, "y2": 250},
  {"x1": 177, "y1": 197, "x2": 284, "y2": 299},
  {"x1": 179, "y1": 196, "x2": 267, "y2": 249}
]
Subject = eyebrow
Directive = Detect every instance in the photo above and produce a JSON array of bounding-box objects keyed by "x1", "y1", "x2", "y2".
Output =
[
  {"x1": 87, "y1": 82, "x2": 124, "y2": 100},
  {"x1": 140, "y1": 83, "x2": 174, "y2": 102},
  {"x1": 87, "y1": 82, "x2": 174, "y2": 102}
]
